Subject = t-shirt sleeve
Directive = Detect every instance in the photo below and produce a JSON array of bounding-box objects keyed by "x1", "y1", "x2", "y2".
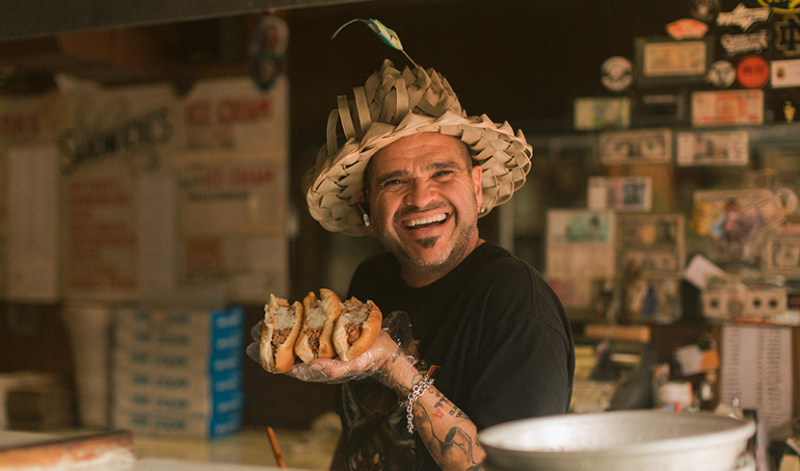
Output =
[{"x1": 467, "y1": 266, "x2": 574, "y2": 429}]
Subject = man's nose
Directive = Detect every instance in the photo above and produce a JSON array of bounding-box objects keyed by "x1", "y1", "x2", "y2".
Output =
[{"x1": 404, "y1": 178, "x2": 436, "y2": 208}]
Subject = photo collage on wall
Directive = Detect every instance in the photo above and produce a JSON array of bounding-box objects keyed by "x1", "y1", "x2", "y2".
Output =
[{"x1": 548, "y1": 0, "x2": 800, "y2": 326}]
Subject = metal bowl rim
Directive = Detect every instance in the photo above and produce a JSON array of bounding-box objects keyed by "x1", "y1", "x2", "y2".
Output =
[{"x1": 479, "y1": 410, "x2": 756, "y2": 455}]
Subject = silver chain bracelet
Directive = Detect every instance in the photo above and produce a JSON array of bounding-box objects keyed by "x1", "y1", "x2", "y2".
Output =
[{"x1": 401, "y1": 373, "x2": 435, "y2": 433}]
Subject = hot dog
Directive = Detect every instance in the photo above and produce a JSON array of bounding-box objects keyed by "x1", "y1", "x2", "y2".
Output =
[
  {"x1": 333, "y1": 297, "x2": 383, "y2": 362},
  {"x1": 294, "y1": 288, "x2": 342, "y2": 363},
  {"x1": 260, "y1": 294, "x2": 303, "y2": 373}
]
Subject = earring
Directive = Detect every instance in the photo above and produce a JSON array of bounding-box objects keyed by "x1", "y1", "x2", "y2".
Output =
[
  {"x1": 356, "y1": 202, "x2": 371, "y2": 227},
  {"x1": 479, "y1": 204, "x2": 487, "y2": 214}
]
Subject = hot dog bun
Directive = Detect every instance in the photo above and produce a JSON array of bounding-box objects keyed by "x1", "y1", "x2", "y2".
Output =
[
  {"x1": 333, "y1": 297, "x2": 383, "y2": 361},
  {"x1": 260, "y1": 294, "x2": 303, "y2": 373},
  {"x1": 294, "y1": 288, "x2": 342, "y2": 363}
]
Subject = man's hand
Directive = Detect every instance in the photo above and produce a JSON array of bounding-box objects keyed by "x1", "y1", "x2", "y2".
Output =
[
  {"x1": 246, "y1": 310, "x2": 419, "y2": 387},
  {"x1": 285, "y1": 330, "x2": 408, "y2": 384}
]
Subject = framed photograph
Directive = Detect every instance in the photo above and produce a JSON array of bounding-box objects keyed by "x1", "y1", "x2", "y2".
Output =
[
  {"x1": 574, "y1": 97, "x2": 631, "y2": 131},
  {"x1": 546, "y1": 209, "x2": 616, "y2": 309},
  {"x1": 692, "y1": 189, "x2": 785, "y2": 262},
  {"x1": 765, "y1": 236, "x2": 800, "y2": 276},
  {"x1": 587, "y1": 176, "x2": 653, "y2": 212},
  {"x1": 676, "y1": 131, "x2": 749, "y2": 167},
  {"x1": 599, "y1": 128, "x2": 673, "y2": 164},
  {"x1": 616, "y1": 214, "x2": 685, "y2": 278},
  {"x1": 635, "y1": 36, "x2": 713, "y2": 87},
  {"x1": 632, "y1": 91, "x2": 688, "y2": 126}
]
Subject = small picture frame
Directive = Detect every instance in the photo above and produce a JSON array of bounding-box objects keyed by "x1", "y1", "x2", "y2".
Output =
[
  {"x1": 635, "y1": 36, "x2": 714, "y2": 87},
  {"x1": 599, "y1": 128, "x2": 673, "y2": 164},
  {"x1": 765, "y1": 236, "x2": 800, "y2": 276},
  {"x1": 616, "y1": 214, "x2": 685, "y2": 278}
]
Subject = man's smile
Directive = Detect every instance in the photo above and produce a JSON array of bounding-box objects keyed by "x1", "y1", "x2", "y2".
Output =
[{"x1": 403, "y1": 212, "x2": 449, "y2": 229}]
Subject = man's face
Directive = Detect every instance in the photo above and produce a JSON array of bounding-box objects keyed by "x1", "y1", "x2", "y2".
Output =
[{"x1": 362, "y1": 132, "x2": 483, "y2": 284}]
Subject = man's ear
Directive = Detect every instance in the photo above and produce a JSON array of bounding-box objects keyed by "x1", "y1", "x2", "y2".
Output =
[{"x1": 471, "y1": 165, "x2": 483, "y2": 203}]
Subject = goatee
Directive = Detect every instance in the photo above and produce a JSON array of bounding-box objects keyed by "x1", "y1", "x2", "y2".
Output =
[{"x1": 415, "y1": 236, "x2": 439, "y2": 249}]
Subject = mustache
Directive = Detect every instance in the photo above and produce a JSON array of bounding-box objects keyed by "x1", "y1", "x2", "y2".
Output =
[{"x1": 395, "y1": 202, "x2": 452, "y2": 218}]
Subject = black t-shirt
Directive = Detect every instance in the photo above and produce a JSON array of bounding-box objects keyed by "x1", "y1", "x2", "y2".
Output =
[{"x1": 336, "y1": 242, "x2": 575, "y2": 470}]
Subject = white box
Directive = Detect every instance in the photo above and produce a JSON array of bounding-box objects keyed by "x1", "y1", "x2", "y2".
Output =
[{"x1": 112, "y1": 408, "x2": 242, "y2": 439}]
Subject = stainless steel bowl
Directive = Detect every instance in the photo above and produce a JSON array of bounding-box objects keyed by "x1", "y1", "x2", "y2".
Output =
[{"x1": 479, "y1": 410, "x2": 755, "y2": 471}]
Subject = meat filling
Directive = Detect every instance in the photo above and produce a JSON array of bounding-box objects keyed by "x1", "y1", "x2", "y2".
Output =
[
  {"x1": 308, "y1": 326, "x2": 322, "y2": 354},
  {"x1": 346, "y1": 323, "x2": 362, "y2": 345},
  {"x1": 272, "y1": 327, "x2": 292, "y2": 348}
]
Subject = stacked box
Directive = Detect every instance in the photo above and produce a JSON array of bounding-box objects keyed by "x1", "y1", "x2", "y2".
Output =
[{"x1": 112, "y1": 306, "x2": 245, "y2": 439}]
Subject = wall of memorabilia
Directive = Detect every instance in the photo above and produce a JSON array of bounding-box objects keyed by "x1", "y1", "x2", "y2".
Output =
[{"x1": 508, "y1": 1, "x2": 800, "y2": 330}]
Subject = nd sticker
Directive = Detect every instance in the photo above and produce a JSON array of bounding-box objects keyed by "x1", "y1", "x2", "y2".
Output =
[{"x1": 775, "y1": 14, "x2": 800, "y2": 56}]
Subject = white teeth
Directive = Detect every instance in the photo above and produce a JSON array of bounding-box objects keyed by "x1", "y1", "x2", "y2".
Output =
[{"x1": 404, "y1": 213, "x2": 446, "y2": 228}]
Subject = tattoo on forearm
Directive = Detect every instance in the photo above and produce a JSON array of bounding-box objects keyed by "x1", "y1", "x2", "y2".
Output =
[
  {"x1": 431, "y1": 390, "x2": 469, "y2": 420},
  {"x1": 413, "y1": 392, "x2": 484, "y2": 470}
]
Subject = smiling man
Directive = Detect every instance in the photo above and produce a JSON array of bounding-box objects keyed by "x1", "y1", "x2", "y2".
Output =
[{"x1": 268, "y1": 60, "x2": 574, "y2": 470}]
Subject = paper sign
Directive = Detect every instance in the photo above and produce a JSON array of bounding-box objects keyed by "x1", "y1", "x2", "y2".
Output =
[
  {"x1": 720, "y1": 325, "x2": 793, "y2": 432},
  {"x1": 7, "y1": 146, "x2": 60, "y2": 301},
  {"x1": 772, "y1": 59, "x2": 800, "y2": 89},
  {"x1": 676, "y1": 131, "x2": 749, "y2": 166},
  {"x1": 684, "y1": 254, "x2": 727, "y2": 289},
  {"x1": 179, "y1": 164, "x2": 287, "y2": 237},
  {"x1": 691, "y1": 90, "x2": 764, "y2": 126},
  {"x1": 180, "y1": 76, "x2": 289, "y2": 164},
  {"x1": 63, "y1": 171, "x2": 137, "y2": 300}
]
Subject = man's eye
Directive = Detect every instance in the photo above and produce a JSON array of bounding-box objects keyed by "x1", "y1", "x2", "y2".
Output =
[
  {"x1": 433, "y1": 170, "x2": 454, "y2": 178},
  {"x1": 383, "y1": 179, "x2": 405, "y2": 188}
]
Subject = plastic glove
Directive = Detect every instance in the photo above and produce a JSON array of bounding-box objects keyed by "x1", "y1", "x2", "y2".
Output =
[{"x1": 246, "y1": 310, "x2": 419, "y2": 386}]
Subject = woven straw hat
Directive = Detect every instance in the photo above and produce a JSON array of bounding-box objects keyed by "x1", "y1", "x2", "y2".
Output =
[{"x1": 303, "y1": 59, "x2": 533, "y2": 236}]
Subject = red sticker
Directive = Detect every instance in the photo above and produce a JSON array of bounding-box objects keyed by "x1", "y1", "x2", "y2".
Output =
[{"x1": 736, "y1": 55, "x2": 769, "y2": 88}]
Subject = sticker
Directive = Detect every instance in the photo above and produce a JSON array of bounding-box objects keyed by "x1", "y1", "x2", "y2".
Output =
[
  {"x1": 720, "y1": 30, "x2": 770, "y2": 55},
  {"x1": 691, "y1": 90, "x2": 764, "y2": 126},
  {"x1": 666, "y1": 18, "x2": 709, "y2": 39},
  {"x1": 641, "y1": 40, "x2": 708, "y2": 77},
  {"x1": 706, "y1": 60, "x2": 736, "y2": 88},
  {"x1": 775, "y1": 15, "x2": 800, "y2": 57},
  {"x1": 601, "y1": 56, "x2": 633, "y2": 91},
  {"x1": 772, "y1": 89, "x2": 800, "y2": 122},
  {"x1": 736, "y1": 55, "x2": 770, "y2": 88},
  {"x1": 691, "y1": 0, "x2": 721, "y2": 22},
  {"x1": 777, "y1": 188, "x2": 799, "y2": 214},
  {"x1": 716, "y1": 3, "x2": 772, "y2": 30},
  {"x1": 757, "y1": 0, "x2": 800, "y2": 14},
  {"x1": 771, "y1": 59, "x2": 800, "y2": 87}
]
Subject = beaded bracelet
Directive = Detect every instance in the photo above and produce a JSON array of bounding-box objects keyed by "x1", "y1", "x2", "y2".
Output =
[{"x1": 401, "y1": 373, "x2": 435, "y2": 433}]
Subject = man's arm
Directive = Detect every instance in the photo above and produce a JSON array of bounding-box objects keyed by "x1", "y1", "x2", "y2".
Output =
[{"x1": 385, "y1": 345, "x2": 487, "y2": 471}]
